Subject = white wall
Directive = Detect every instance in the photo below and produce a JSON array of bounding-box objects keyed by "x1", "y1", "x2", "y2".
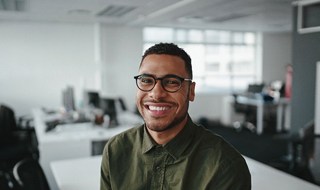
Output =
[
  {"x1": 0, "y1": 23, "x2": 292, "y2": 122},
  {"x1": 0, "y1": 22, "x2": 97, "y2": 116},
  {"x1": 100, "y1": 25, "x2": 143, "y2": 112}
]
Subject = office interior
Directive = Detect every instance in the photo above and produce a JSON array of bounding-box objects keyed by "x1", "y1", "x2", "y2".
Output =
[{"x1": 1, "y1": 0, "x2": 320, "y2": 189}]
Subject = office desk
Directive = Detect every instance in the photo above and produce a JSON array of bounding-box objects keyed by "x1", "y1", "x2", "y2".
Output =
[
  {"x1": 51, "y1": 156, "x2": 320, "y2": 190},
  {"x1": 236, "y1": 96, "x2": 291, "y2": 135},
  {"x1": 33, "y1": 108, "x2": 141, "y2": 190}
]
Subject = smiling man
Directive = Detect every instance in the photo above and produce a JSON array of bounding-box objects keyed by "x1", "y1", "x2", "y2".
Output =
[{"x1": 100, "y1": 43, "x2": 251, "y2": 190}]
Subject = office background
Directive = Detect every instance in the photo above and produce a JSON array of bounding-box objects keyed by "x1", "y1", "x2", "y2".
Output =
[
  {"x1": 1, "y1": 1, "x2": 320, "y2": 189},
  {"x1": 0, "y1": 22, "x2": 291, "y2": 122}
]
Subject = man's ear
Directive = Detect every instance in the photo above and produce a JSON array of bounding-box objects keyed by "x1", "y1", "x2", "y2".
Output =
[{"x1": 189, "y1": 82, "x2": 196, "y2": 102}]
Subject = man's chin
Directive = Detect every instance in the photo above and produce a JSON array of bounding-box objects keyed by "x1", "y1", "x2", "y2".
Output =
[{"x1": 145, "y1": 120, "x2": 172, "y2": 132}]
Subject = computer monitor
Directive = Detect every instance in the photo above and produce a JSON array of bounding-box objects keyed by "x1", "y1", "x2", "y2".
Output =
[
  {"x1": 62, "y1": 86, "x2": 75, "y2": 112},
  {"x1": 85, "y1": 91, "x2": 100, "y2": 108},
  {"x1": 247, "y1": 84, "x2": 264, "y2": 94}
]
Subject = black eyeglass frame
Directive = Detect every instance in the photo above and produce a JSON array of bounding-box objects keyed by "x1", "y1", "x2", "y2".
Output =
[{"x1": 134, "y1": 74, "x2": 192, "y2": 93}]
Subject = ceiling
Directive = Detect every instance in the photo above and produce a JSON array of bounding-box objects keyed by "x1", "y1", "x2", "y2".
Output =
[{"x1": 0, "y1": 0, "x2": 297, "y2": 32}]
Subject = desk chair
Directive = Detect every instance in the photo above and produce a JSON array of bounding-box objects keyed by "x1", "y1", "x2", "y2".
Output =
[
  {"x1": 232, "y1": 94, "x2": 256, "y2": 132},
  {"x1": 99, "y1": 98, "x2": 118, "y2": 127},
  {"x1": 13, "y1": 158, "x2": 50, "y2": 190},
  {"x1": 0, "y1": 104, "x2": 39, "y2": 189},
  {"x1": 0, "y1": 104, "x2": 39, "y2": 164},
  {"x1": 232, "y1": 84, "x2": 265, "y2": 132},
  {"x1": 271, "y1": 120, "x2": 318, "y2": 185}
]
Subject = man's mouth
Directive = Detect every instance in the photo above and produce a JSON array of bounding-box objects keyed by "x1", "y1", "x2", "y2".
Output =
[
  {"x1": 145, "y1": 104, "x2": 173, "y2": 117},
  {"x1": 148, "y1": 105, "x2": 170, "y2": 111}
]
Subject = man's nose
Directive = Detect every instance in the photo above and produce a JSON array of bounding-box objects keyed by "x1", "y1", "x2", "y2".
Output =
[{"x1": 149, "y1": 80, "x2": 167, "y2": 99}]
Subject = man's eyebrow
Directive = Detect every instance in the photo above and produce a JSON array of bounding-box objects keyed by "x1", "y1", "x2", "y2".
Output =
[{"x1": 140, "y1": 73, "x2": 183, "y2": 78}]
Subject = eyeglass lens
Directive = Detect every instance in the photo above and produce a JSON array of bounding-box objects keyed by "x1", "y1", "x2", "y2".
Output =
[{"x1": 136, "y1": 75, "x2": 183, "y2": 92}]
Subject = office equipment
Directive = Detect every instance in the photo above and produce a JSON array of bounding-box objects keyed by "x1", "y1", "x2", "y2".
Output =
[
  {"x1": 235, "y1": 96, "x2": 290, "y2": 135},
  {"x1": 85, "y1": 91, "x2": 100, "y2": 108},
  {"x1": 50, "y1": 155, "x2": 320, "y2": 190},
  {"x1": 232, "y1": 83, "x2": 265, "y2": 132},
  {"x1": 13, "y1": 158, "x2": 50, "y2": 190},
  {"x1": 62, "y1": 86, "x2": 75, "y2": 112},
  {"x1": 32, "y1": 108, "x2": 138, "y2": 190},
  {"x1": 247, "y1": 84, "x2": 265, "y2": 94},
  {"x1": 99, "y1": 98, "x2": 118, "y2": 127},
  {"x1": 83, "y1": 91, "x2": 133, "y2": 127}
]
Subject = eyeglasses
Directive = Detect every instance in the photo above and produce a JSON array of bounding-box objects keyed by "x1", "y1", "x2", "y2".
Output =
[{"x1": 134, "y1": 74, "x2": 192, "y2": 93}]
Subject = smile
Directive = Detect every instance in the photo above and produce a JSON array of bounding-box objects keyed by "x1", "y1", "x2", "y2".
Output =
[{"x1": 148, "y1": 106, "x2": 170, "y2": 111}]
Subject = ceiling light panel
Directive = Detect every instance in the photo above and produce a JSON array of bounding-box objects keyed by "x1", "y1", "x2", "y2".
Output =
[{"x1": 97, "y1": 5, "x2": 136, "y2": 17}]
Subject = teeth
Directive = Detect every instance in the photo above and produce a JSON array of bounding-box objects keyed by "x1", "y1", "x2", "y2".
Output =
[{"x1": 149, "y1": 106, "x2": 169, "y2": 111}]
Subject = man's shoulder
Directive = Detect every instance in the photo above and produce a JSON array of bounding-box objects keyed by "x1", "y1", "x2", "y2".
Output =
[
  {"x1": 192, "y1": 124, "x2": 248, "y2": 170},
  {"x1": 192, "y1": 123, "x2": 243, "y2": 158},
  {"x1": 192, "y1": 123, "x2": 225, "y2": 144}
]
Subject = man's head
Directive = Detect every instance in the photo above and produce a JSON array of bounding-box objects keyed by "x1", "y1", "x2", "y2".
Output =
[
  {"x1": 140, "y1": 43, "x2": 193, "y2": 79},
  {"x1": 135, "y1": 43, "x2": 195, "y2": 135}
]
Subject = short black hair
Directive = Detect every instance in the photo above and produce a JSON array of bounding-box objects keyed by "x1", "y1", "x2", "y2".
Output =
[{"x1": 140, "y1": 43, "x2": 193, "y2": 79}]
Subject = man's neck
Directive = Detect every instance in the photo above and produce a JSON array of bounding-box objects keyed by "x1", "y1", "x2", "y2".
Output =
[{"x1": 146, "y1": 117, "x2": 188, "y2": 145}]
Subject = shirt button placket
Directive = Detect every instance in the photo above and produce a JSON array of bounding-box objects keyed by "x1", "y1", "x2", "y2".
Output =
[{"x1": 152, "y1": 147, "x2": 166, "y2": 190}]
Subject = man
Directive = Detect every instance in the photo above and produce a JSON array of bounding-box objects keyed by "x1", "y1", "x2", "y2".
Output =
[{"x1": 100, "y1": 43, "x2": 251, "y2": 190}]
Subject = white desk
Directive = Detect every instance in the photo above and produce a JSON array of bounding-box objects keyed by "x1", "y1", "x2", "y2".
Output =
[
  {"x1": 236, "y1": 96, "x2": 291, "y2": 135},
  {"x1": 33, "y1": 108, "x2": 142, "y2": 190},
  {"x1": 51, "y1": 156, "x2": 320, "y2": 190}
]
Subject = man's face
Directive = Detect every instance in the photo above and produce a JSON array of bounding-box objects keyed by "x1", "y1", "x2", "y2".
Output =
[{"x1": 136, "y1": 54, "x2": 195, "y2": 132}]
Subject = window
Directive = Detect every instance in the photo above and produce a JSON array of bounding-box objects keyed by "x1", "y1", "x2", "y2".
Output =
[{"x1": 143, "y1": 27, "x2": 261, "y2": 94}]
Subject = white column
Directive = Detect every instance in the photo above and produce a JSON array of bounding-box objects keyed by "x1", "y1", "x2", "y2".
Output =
[{"x1": 94, "y1": 23, "x2": 102, "y2": 91}]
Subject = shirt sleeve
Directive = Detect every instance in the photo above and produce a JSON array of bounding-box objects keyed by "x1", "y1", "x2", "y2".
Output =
[
  {"x1": 100, "y1": 146, "x2": 112, "y2": 190},
  {"x1": 208, "y1": 156, "x2": 251, "y2": 190}
]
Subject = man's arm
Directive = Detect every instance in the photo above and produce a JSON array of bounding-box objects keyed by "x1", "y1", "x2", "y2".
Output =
[
  {"x1": 208, "y1": 157, "x2": 251, "y2": 190},
  {"x1": 100, "y1": 147, "x2": 112, "y2": 190}
]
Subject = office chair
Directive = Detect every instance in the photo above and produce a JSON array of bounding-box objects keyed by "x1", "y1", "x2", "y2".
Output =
[
  {"x1": 99, "y1": 98, "x2": 118, "y2": 127},
  {"x1": 271, "y1": 120, "x2": 318, "y2": 184},
  {"x1": 13, "y1": 158, "x2": 50, "y2": 190},
  {"x1": 232, "y1": 83, "x2": 266, "y2": 132},
  {"x1": 0, "y1": 104, "x2": 39, "y2": 172},
  {"x1": 232, "y1": 96, "x2": 256, "y2": 132},
  {"x1": 0, "y1": 104, "x2": 40, "y2": 190}
]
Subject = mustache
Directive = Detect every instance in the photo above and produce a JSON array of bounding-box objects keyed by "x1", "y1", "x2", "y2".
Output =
[{"x1": 143, "y1": 99, "x2": 175, "y2": 104}]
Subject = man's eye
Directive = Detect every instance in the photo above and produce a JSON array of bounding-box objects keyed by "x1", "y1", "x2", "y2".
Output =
[
  {"x1": 140, "y1": 77, "x2": 153, "y2": 84},
  {"x1": 164, "y1": 78, "x2": 180, "y2": 86}
]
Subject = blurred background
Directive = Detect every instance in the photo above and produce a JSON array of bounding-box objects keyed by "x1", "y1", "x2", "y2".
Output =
[{"x1": 1, "y1": 0, "x2": 320, "y2": 189}]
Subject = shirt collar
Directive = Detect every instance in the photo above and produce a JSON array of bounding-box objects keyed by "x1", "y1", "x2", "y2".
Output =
[
  {"x1": 164, "y1": 116, "x2": 194, "y2": 160},
  {"x1": 141, "y1": 115, "x2": 195, "y2": 160},
  {"x1": 142, "y1": 124, "x2": 156, "y2": 153}
]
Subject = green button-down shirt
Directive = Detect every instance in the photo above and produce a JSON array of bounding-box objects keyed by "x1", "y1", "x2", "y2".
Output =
[{"x1": 100, "y1": 116, "x2": 251, "y2": 190}]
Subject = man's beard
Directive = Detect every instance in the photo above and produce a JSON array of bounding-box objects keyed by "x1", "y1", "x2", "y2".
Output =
[
  {"x1": 145, "y1": 98, "x2": 189, "y2": 132},
  {"x1": 146, "y1": 111, "x2": 188, "y2": 132}
]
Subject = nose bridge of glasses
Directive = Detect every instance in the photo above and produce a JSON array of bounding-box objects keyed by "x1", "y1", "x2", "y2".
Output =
[{"x1": 153, "y1": 77, "x2": 165, "y2": 90}]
